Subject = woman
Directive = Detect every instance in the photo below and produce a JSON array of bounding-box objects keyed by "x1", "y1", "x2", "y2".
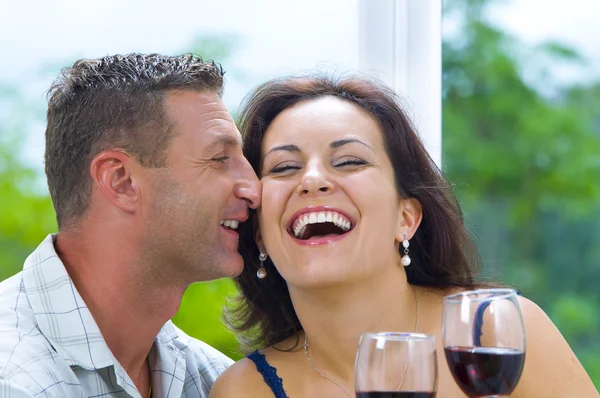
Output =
[{"x1": 210, "y1": 74, "x2": 597, "y2": 397}]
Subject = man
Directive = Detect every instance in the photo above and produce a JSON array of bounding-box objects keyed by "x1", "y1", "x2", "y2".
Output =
[{"x1": 0, "y1": 53, "x2": 261, "y2": 397}]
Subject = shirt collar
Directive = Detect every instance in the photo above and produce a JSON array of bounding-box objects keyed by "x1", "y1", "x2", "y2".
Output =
[{"x1": 23, "y1": 234, "x2": 117, "y2": 370}]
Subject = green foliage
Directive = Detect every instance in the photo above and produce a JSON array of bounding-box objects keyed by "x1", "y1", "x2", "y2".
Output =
[
  {"x1": 0, "y1": 80, "x2": 56, "y2": 282},
  {"x1": 172, "y1": 279, "x2": 243, "y2": 360},
  {"x1": 551, "y1": 295, "x2": 599, "y2": 342},
  {"x1": 186, "y1": 34, "x2": 241, "y2": 64},
  {"x1": 581, "y1": 351, "x2": 600, "y2": 392},
  {"x1": 443, "y1": 0, "x2": 600, "y2": 387}
]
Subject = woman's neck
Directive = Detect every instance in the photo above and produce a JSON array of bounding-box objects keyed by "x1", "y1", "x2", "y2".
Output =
[{"x1": 288, "y1": 265, "x2": 419, "y2": 383}]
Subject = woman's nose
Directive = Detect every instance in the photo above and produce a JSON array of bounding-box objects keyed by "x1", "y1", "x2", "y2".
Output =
[{"x1": 296, "y1": 165, "x2": 335, "y2": 196}]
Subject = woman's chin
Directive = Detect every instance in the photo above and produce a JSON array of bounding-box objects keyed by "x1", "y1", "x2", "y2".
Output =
[{"x1": 284, "y1": 265, "x2": 361, "y2": 289}]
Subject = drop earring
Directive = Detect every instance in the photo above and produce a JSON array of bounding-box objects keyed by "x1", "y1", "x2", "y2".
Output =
[
  {"x1": 257, "y1": 252, "x2": 268, "y2": 279},
  {"x1": 401, "y1": 232, "x2": 411, "y2": 267}
]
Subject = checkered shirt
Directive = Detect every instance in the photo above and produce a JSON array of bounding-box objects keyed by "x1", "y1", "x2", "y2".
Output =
[{"x1": 0, "y1": 235, "x2": 233, "y2": 397}]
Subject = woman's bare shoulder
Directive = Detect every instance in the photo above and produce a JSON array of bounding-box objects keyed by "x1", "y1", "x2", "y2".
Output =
[
  {"x1": 209, "y1": 337, "x2": 303, "y2": 398},
  {"x1": 209, "y1": 356, "x2": 271, "y2": 398},
  {"x1": 513, "y1": 296, "x2": 598, "y2": 397}
]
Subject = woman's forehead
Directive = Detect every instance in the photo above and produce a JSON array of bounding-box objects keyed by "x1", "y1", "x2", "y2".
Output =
[{"x1": 261, "y1": 97, "x2": 383, "y2": 149}]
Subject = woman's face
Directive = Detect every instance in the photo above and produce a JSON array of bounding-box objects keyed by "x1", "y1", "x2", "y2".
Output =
[{"x1": 257, "y1": 96, "x2": 418, "y2": 287}]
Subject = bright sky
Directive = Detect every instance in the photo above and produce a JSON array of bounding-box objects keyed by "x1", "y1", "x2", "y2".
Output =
[{"x1": 0, "y1": 0, "x2": 598, "y2": 168}]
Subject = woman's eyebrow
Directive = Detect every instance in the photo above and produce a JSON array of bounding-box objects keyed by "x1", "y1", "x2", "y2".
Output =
[
  {"x1": 262, "y1": 144, "x2": 301, "y2": 160},
  {"x1": 330, "y1": 138, "x2": 375, "y2": 153}
]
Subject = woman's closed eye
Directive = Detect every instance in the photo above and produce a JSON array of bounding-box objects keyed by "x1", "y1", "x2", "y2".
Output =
[
  {"x1": 266, "y1": 158, "x2": 368, "y2": 175},
  {"x1": 267, "y1": 162, "x2": 302, "y2": 174},
  {"x1": 333, "y1": 157, "x2": 368, "y2": 168}
]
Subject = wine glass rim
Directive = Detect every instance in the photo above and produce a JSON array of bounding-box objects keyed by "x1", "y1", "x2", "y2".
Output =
[
  {"x1": 444, "y1": 288, "x2": 518, "y2": 302},
  {"x1": 360, "y1": 332, "x2": 435, "y2": 342}
]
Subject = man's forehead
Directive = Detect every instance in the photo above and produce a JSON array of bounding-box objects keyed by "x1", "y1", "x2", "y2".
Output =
[
  {"x1": 164, "y1": 90, "x2": 237, "y2": 134},
  {"x1": 204, "y1": 131, "x2": 243, "y2": 151}
]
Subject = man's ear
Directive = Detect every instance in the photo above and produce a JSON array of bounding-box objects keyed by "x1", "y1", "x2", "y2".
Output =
[
  {"x1": 395, "y1": 198, "x2": 423, "y2": 242},
  {"x1": 89, "y1": 150, "x2": 140, "y2": 213}
]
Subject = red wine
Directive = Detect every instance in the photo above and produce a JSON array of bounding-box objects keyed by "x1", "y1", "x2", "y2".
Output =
[
  {"x1": 356, "y1": 392, "x2": 435, "y2": 398},
  {"x1": 444, "y1": 346, "x2": 525, "y2": 397}
]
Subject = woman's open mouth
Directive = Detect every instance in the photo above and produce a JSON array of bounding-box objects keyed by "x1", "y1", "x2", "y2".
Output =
[{"x1": 288, "y1": 210, "x2": 354, "y2": 244}]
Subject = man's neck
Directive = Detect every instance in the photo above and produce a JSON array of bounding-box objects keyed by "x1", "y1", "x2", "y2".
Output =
[{"x1": 55, "y1": 229, "x2": 187, "y2": 387}]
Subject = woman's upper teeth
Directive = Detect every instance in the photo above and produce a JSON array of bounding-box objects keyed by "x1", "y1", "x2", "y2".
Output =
[{"x1": 292, "y1": 211, "x2": 351, "y2": 237}]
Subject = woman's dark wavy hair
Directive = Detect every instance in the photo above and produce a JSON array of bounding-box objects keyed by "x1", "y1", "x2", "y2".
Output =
[{"x1": 229, "y1": 73, "x2": 483, "y2": 352}]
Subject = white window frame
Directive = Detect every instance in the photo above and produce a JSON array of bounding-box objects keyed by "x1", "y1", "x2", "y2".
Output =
[{"x1": 358, "y1": 0, "x2": 442, "y2": 167}]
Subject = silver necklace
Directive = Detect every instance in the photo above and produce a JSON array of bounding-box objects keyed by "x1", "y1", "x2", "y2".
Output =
[
  {"x1": 303, "y1": 287, "x2": 419, "y2": 397},
  {"x1": 396, "y1": 287, "x2": 419, "y2": 390}
]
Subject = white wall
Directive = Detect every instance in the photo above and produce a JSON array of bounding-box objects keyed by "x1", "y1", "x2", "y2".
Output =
[{"x1": 358, "y1": 0, "x2": 442, "y2": 167}]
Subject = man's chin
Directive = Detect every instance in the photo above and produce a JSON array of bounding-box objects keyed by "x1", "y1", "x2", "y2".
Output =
[
  {"x1": 223, "y1": 258, "x2": 245, "y2": 278},
  {"x1": 210, "y1": 254, "x2": 244, "y2": 280}
]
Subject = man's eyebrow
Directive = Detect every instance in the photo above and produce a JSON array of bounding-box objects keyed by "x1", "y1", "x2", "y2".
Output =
[
  {"x1": 262, "y1": 144, "x2": 301, "y2": 160},
  {"x1": 330, "y1": 138, "x2": 375, "y2": 153},
  {"x1": 205, "y1": 134, "x2": 242, "y2": 152}
]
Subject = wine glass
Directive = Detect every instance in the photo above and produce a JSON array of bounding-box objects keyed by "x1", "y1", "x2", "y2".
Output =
[
  {"x1": 354, "y1": 332, "x2": 437, "y2": 397},
  {"x1": 442, "y1": 289, "x2": 525, "y2": 398}
]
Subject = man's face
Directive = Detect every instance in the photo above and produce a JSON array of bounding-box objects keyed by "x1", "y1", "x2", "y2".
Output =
[{"x1": 141, "y1": 90, "x2": 260, "y2": 283}]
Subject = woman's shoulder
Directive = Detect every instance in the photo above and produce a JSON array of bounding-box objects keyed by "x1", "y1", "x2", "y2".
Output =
[
  {"x1": 517, "y1": 294, "x2": 567, "y2": 336},
  {"x1": 209, "y1": 354, "x2": 273, "y2": 398},
  {"x1": 512, "y1": 295, "x2": 598, "y2": 397},
  {"x1": 517, "y1": 295, "x2": 573, "y2": 346}
]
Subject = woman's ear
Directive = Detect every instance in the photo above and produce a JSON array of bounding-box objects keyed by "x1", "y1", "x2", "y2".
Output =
[
  {"x1": 252, "y1": 213, "x2": 268, "y2": 254},
  {"x1": 395, "y1": 198, "x2": 423, "y2": 242}
]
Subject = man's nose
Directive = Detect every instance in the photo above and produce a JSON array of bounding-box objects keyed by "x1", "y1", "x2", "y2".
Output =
[{"x1": 235, "y1": 157, "x2": 261, "y2": 209}]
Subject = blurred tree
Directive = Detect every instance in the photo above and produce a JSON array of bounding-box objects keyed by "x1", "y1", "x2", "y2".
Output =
[
  {"x1": 0, "y1": 83, "x2": 56, "y2": 281},
  {"x1": 442, "y1": 0, "x2": 600, "y2": 388},
  {"x1": 187, "y1": 34, "x2": 241, "y2": 66}
]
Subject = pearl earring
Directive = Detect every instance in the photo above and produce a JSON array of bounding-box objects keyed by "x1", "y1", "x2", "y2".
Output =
[
  {"x1": 257, "y1": 252, "x2": 268, "y2": 279},
  {"x1": 401, "y1": 232, "x2": 411, "y2": 267}
]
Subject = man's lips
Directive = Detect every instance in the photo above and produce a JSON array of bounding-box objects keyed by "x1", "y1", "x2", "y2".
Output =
[
  {"x1": 219, "y1": 211, "x2": 249, "y2": 230},
  {"x1": 219, "y1": 214, "x2": 247, "y2": 240}
]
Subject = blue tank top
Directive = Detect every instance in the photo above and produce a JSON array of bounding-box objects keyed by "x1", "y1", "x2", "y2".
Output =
[{"x1": 247, "y1": 350, "x2": 289, "y2": 398}]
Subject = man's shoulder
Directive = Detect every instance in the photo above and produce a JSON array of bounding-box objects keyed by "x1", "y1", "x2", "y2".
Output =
[
  {"x1": 0, "y1": 272, "x2": 26, "y2": 305},
  {"x1": 0, "y1": 272, "x2": 38, "y2": 353},
  {"x1": 156, "y1": 322, "x2": 234, "y2": 395},
  {"x1": 0, "y1": 317, "x2": 77, "y2": 396},
  {"x1": 168, "y1": 322, "x2": 234, "y2": 371},
  {"x1": 0, "y1": 272, "x2": 76, "y2": 395}
]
